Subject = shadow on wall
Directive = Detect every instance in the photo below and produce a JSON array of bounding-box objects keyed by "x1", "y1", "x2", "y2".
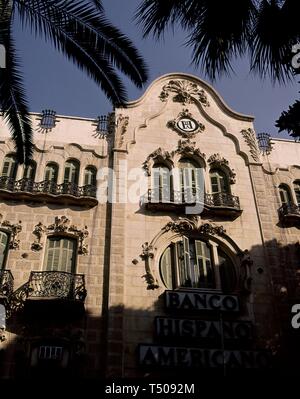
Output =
[{"x1": 0, "y1": 239, "x2": 299, "y2": 378}]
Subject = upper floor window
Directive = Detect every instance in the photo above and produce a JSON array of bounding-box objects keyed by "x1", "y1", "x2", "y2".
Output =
[
  {"x1": 210, "y1": 168, "x2": 230, "y2": 194},
  {"x1": 23, "y1": 161, "x2": 36, "y2": 180},
  {"x1": 44, "y1": 237, "x2": 77, "y2": 273},
  {"x1": 44, "y1": 163, "x2": 58, "y2": 183},
  {"x1": 84, "y1": 166, "x2": 97, "y2": 186},
  {"x1": 1, "y1": 155, "x2": 18, "y2": 179},
  {"x1": 0, "y1": 231, "x2": 9, "y2": 269},
  {"x1": 293, "y1": 181, "x2": 300, "y2": 206},
  {"x1": 279, "y1": 184, "x2": 292, "y2": 206},
  {"x1": 178, "y1": 158, "x2": 202, "y2": 202},
  {"x1": 152, "y1": 163, "x2": 172, "y2": 202},
  {"x1": 64, "y1": 160, "x2": 79, "y2": 185},
  {"x1": 160, "y1": 237, "x2": 236, "y2": 293}
]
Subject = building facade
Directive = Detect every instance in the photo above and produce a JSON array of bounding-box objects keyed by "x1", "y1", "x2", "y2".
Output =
[{"x1": 0, "y1": 73, "x2": 299, "y2": 378}]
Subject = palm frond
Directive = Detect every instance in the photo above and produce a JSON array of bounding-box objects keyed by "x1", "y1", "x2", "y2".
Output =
[
  {"x1": 90, "y1": 0, "x2": 103, "y2": 13},
  {"x1": 16, "y1": 0, "x2": 148, "y2": 94},
  {"x1": 0, "y1": 5, "x2": 32, "y2": 164},
  {"x1": 250, "y1": 0, "x2": 297, "y2": 84},
  {"x1": 135, "y1": 0, "x2": 190, "y2": 38},
  {"x1": 276, "y1": 100, "x2": 300, "y2": 138}
]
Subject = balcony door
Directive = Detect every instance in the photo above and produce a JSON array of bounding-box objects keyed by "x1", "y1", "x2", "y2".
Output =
[
  {"x1": 45, "y1": 237, "x2": 76, "y2": 274},
  {"x1": 1, "y1": 155, "x2": 18, "y2": 179},
  {"x1": 178, "y1": 158, "x2": 201, "y2": 203},
  {"x1": 152, "y1": 164, "x2": 171, "y2": 202},
  {"x1": 279, "y1": 185, "x2": 292, "y2": 206}
]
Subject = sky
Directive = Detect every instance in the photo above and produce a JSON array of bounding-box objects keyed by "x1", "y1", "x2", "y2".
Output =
[{"x1": 12, "y1": 0, "x2": 299, "y2": 139}]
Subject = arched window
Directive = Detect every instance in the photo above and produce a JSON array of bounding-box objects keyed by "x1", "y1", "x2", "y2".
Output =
[
  {"x1": 44, "y1": 237, "x2": 77, "y2": 273},
  {"x1": 64, "y1": 160, "x2": 79, "y2": 185},
  {"x1": 152, "y1": 164, "x2": 172, "y2": 202},
  {"x1": 160, "y1": 237, "x2": 236, "y2": 292},
  {"x1": 84, "y1": 166, "x2": 97, "y2": 186},
  {"x1": 293, "y1": 181, "x2": 300, "y2": 206},
  {"x1": 210, "y1": 168, "x2": 230, "y2": 194},
  {"x1": 44, "y1": 163, "x2": 58, "y2": 183},
  {"x1": 279, "y1": 184, "x2": 292, "y2": 206},
  {"x1": 1, "y1": 154, "x2": 18, "y2": 179},
  {"x1": 178, "y1": 158, "x2": 202, "y2": 203},
  {"x1": 23, "y1": 161, "x2": 36, "y2": 180}
]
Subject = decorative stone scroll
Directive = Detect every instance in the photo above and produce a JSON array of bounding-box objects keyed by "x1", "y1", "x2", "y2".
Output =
[
  {"x1": 172, "y1": 139, "x2": 206, "y2": 161},
  {"x1": 142, "y1": 148, "x2": 173, "y2": 176},
  {"x1": 163, "y1": 218, "x2": 226, "y2": 237},
  {"x1": 31, "y1": 216, "x2": 89, "y2": 255},
  {"x1": 160, "y1": 80, "x2": 210, "y2": 107},
  {"x1": 207, "y1": 153, "x2": 236, "y2": 184},
  {"x1": 241, "y1": 128, "x2": 260, "y2": 162},
  {"x1": 140, "y1": 242, "x2": 159, "y2": 290},
  {"x1": 115, "y1": 114, "x2": 129, "y2": 148},
  {"x1": 0, "y1": 214, "x2": 22, "y2": 250}
]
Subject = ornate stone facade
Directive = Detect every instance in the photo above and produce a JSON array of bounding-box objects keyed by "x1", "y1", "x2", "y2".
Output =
[{"x1": 0, "y1": 73, "x2": 300, "y2": 378}]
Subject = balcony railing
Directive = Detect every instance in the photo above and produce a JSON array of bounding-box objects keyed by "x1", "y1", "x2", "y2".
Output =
[
  {"x1": 0, "y1": 270, "x2": 14, "y2": 298},
  {"x1": 0, "y1": 177, "x2": 97, "y2": 206},
  {"x1": 279, "y1": 203, "x2": 300, "y2": 224},
  {"x1": 27, "y1": 271, "x2": 86, "y2": 302},
  {"x1": 142, "y1": 189, "x2": 241, "y2": 217},
  {"x1": 205, "y1": 192, "x2": 240, "y2": 209}
]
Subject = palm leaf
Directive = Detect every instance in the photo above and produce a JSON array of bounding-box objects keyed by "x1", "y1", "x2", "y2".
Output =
[
  {"x1": 0, "y1": 4, "x2": 32, "y2": 164},
  {"x1": 16, "y1": 0, "x2": 148, "y2": 95}
]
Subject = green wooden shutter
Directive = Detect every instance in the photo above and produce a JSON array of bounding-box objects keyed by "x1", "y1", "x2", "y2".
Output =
[
  {"x1": 64, "y1": 164, "x2": 71, "y2": 183},
  {"x1": 0, "y1": 232, "x2": 8, "y2": 269},
  {"x1": 182, "y1": 236, "x2": 191, "y2": 286},
  {"x1": 2, "y1": 157, "x2": 17, "y2": 178},
  {"x1": 160, "y1": 246, "x2": 173, "y2": 289},
  {"x1": 46, "y1": 238, "x2": 60, "y2": 271},
  {"x1": 61, "y1": 239, "x2": 75, "y2": 273},
  {"x1": 195, "y1": 240, "x2": 213, "y2": 288},
  {"x1": 161, "y1": 167, "x2": 170, "y2": 202},
  {"x1": 210, "y1": 174, "x2": 220, "y2": 193},
  {"x1": 24, "y1": 164, "x2": 36, "y2": 180},
  {"x1": 45, "y1": 238, "x2": 75, "y2": 272}
]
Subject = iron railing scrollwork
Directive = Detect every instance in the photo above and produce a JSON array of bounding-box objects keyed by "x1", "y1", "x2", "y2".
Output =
[
  {"x1": 7, "y1": 271, "x2": 86, "y2": 316},
  {"x1": 0, "y1": 177, "x2": 97, "y2": 198},
  {"x1": 279, "y1": 203, "x2": 300, "y2": 218},
  {"x1": 0, "y1": 270, "x2": 14, "y2": 297},
  {"x1": 143, "y1": 189, "x2": 240, "y2": 210},
  {"x1": 27, "y1": 271, "x2": 87, "y2": 301}
]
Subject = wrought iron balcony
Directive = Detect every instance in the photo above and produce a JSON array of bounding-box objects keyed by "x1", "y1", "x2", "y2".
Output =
[
  {"x1": 0, "y1": 270, "x2": 14, "y2": 298},
  {"x1": 8, "y1": 271, "x2": 87, "y2": 318},
  {"x1": 142, "y1": 189, "x2": 241, "y2": 218},
  {"x1": 0, "y1": 177, "x2": 97, "y2": 207},
  {"x1": 27, "y1": 271, "x2": 86, "y2": 302},
  {"x1": 279, "y1": 203, "x2": 300, "y2": 224}
]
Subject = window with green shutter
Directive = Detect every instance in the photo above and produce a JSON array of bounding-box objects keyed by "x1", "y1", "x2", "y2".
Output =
[
  {"x1": 279, "y1": 184, "x2": 292, "y2": 205},
  {"x1": 294, "y1": 181, "x2": 300, "y2": 206},
  {"x1": 160, "y1": 238, "x2": 236, "y2": 292},
  {"x1": 64, "y1": 160, "x2": 79, "y2": 185},
  {"x1": 178, "y1": 158, "x2": 202, "y2": 203},
  {"x1": 1, "y1": 155, "x2": 18, "y2": 178},
  {"x1": 210, "y1": 169, "x2": 230, "y2": 194},
  {"x1": 45, "y1": 237, "x2": 76, "y2": 273},
  {"x1": 0, "y1": 231, "x2": 9, "y2": 269},
  {"x1": 23, "y1": 161, "x2": 36, "y2": 180},
  {"x1": 152, "y1": 164, "x2": 171, "y2": 202},
  {"x1": 84, "y1": 166, "x2": 97, "y2": 186},
  {"x1": 44, "y1": 163, "x2": 58, "y2": 183}
]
